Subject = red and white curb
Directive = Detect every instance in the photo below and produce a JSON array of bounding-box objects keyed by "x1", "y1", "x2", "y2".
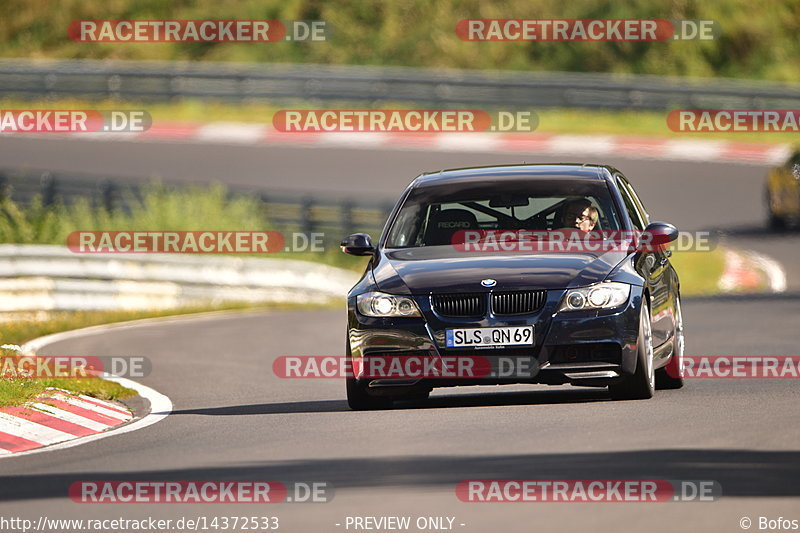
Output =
[
  {"x1": 0, "y1": 388, "x2": 132, "y2": 454},
  {"x1": 4, "y1": 122, "x2": 791, "y2": 165},
  {"x1": 719, "y1": 249, "x2": 787, "y2": 293},
  {"x1": 0, "y1": 322, "x2": 174, "y2": 458}
]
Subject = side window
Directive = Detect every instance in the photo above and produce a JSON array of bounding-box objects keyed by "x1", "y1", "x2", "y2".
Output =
[
  {"x1": 622, "y1": 180, "x2": 651, "y2": 226},
  {"x1": 616, "y1": 177, "x2": 645, "y2": 230}
]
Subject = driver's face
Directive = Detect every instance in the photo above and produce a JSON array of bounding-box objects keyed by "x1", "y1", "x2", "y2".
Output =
[{"x1": 565, "y1": 206, "x2": 596, "y2": 232}]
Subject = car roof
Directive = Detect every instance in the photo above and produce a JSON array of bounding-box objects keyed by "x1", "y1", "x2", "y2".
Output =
[{"x1": 411, "y1": 164, "x2": 618, "y2": 188}]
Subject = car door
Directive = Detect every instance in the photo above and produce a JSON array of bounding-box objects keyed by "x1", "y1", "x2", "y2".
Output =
[{"x1": 615, "y1": 174, "x2": 674, "y2": 348}]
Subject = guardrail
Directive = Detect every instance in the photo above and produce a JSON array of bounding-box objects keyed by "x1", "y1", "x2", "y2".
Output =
[
  {"x1": 0, "y1": 244, "x2": 359, "y2": 311},
  {"x1": 1, "y1": 58, "x2": 799, "y2": 110},
  {"x1": 0, "y1": 168, "x2": 393, "y2": 244}
]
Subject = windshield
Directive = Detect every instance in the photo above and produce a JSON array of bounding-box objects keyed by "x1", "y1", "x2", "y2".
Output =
[{"x1": 384, "y1": 178, "x2": 623, "y2": 249}]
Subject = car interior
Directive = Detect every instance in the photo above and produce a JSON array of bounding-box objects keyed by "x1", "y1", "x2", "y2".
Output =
[{"x1": 417, "y1": 196, "x2": 610, "y2": 247}]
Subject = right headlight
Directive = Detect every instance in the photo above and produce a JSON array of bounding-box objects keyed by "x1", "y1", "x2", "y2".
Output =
[
  {"x1": 357, "y1": 292, "x2": 421, "y2": 317},
  {"x1": 558, "y1": 282, "x2": 631, "y2": 312}
]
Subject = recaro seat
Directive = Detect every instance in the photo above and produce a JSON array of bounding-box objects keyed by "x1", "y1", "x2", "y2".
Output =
[{"x1": 424, "y1": 209, "x2": 479, "y2": 246}]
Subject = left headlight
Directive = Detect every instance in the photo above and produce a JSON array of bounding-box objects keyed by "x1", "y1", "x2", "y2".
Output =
[
  {"x1": 558, "y1": 282, "x2": 631, "y2": 312},
  {"x1": 357, "y1": 292, "x2": 422, "y2": 317}
]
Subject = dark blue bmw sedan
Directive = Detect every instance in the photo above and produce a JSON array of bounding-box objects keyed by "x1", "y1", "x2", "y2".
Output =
[{"x1": 341, "y1": 164, "x2": 685, "y2": 409}]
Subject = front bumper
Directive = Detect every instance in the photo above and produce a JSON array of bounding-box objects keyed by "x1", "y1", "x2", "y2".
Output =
[{"x1": 347, "y1": 286, "x2": 644, "y2": 396}]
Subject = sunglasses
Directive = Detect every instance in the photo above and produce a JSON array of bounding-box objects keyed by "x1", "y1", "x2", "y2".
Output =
[{"x1": 566, "y1": 211, "x2": 594, "y2": 223}]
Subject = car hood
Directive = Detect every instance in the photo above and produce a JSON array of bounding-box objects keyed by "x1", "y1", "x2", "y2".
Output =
[{"x1": 373, "y1": 247, "x2": 631, "y2": 294}]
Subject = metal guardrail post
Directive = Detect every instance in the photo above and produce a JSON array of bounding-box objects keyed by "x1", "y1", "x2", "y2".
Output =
[
  {"x1": 301, "y1": 195, "x2": 315, "y2": 234},
  {"x1": 101, "y1": 180, "x2": 116, "y2": 212},
  {"x1": 40, "y1": 172, "x2": 56, "y2": 207},
  {"x1": 341, "y1": 200, "x2": 354, "y2": 237}
]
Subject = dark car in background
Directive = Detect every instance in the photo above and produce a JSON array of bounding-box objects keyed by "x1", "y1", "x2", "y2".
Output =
[
  {"x1": 341, "y1": 164, "x2": 685, "y2": 410},
  {"x1": 766, "y1": 149, "x2": 800, "y2": 229}
]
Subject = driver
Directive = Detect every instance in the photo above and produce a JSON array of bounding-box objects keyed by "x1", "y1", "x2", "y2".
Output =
[{"x1": 561, "y1": 198, "x2": 599, "y2": 232}]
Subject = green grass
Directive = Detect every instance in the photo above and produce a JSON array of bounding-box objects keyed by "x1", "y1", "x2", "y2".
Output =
[
  {"x1": 0, "y1": 376, "x2": 136, "y2": 408},
  {"x1": 0, "y1": 179, "x2": 370, "y2": 271},
  {"x1": 669, "y1": 247, "x2": 727, "y2": 297}
]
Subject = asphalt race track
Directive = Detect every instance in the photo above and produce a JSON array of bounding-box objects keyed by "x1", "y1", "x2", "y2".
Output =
[{"x1": 1, "y1": 137, "x2": 799, "y2": 533}]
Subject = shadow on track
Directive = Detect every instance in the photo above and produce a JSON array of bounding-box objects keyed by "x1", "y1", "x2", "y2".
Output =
[
  {"x1": 2, "y1": 449, "x2": 799, "y2": 501},
  {"x1": 168, "y1": 388, "x2": 613, "y2": 416},
  {"x1": 684, "y1": 291, "x2": 800, "y2": 303}
]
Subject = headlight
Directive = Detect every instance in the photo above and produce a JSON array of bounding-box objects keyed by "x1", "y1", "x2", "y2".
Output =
[
  {"x1": 558, "y1": 282, "x2": 631, "y2": 312},
  {"x1": 357, "y1": 292, "x2": 421, "y2": 317}
]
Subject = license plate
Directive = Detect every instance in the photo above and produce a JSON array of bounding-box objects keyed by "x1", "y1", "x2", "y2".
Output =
[{"x1": 446, "y1": 326, "x2": 534, "y2": 348}]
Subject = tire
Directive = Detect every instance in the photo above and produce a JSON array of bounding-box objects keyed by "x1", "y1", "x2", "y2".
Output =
[
  {"x1": 346, "y1": 376, "x2": 393, "y2": 410},
  {"x1": 656, "y1": 296, "x2": 685, "y2": 390},
  {"x1": 609, "y1": 301, "x2": 655, "y2": 400},
  {"x1": 766, "y1": 187, "x2": 787, "y2": 230},
  {"x1": 769, "y1": 210, "x2": 787, "y2": 231}
]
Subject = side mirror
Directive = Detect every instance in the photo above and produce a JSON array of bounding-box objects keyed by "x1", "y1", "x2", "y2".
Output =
[
  {"x1": 340, "y1": 233, "x2": 375, "y2": 256},
  {"x1": 641, "y1": 222, "x2": 679, "y2": 252}
]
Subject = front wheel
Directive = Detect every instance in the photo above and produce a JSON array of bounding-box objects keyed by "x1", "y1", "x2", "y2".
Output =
[
  {"x1": 657, "y1": 296, "x2": 685, "y2": 390},
  {"x1": 346, "y1": 377, "x2": 393, "y2": 410},
  {"x1": 609, "y1": 301, "x2": 655, "y2": 400}
]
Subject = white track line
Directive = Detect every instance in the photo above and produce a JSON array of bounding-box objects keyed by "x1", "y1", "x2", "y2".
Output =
[{"x1": 746, "y1": 250, "x2": 788, "y2": 293}]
